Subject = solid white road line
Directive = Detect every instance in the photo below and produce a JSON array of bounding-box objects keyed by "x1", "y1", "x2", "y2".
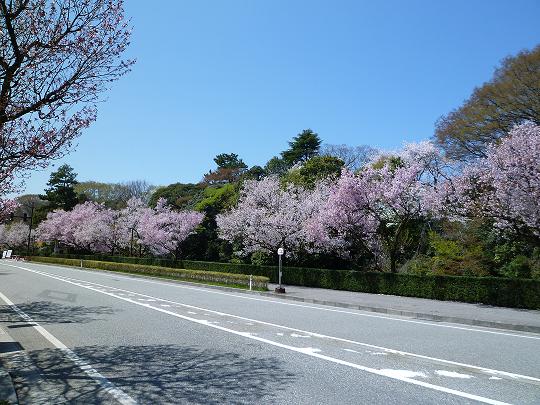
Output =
[
  {"x1": 5, "y1": 263, "x2": 540, "y2": 383},
  {"x1": 4, "y1": 264, "x2": 530, "y2": 404},
  {"x1": 0, "y1": 290, "x2": 137, "y2": 405},
  {"x1": 18, "y1": 260, "x2": 540, "y2": 340}
]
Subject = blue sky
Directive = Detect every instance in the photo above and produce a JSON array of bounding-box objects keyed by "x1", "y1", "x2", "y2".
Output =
[{"x1": 21, "y1": 0, "x2": 540, "y2": 194}]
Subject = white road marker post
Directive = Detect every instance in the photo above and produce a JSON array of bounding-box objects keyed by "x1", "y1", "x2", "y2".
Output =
[
  {"x1": 249, "y1": 275, "x2": 253, "y2": 291},
  {"x1": 275, "y1": 247, "x2": 285, "y2": 293}
]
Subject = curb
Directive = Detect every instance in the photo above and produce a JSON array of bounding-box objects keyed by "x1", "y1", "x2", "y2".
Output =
[
  {"x1": 21, "y1": 261, "x2": 540, "y2": 335},
  {"x1": 254, "y1": 292, "x2": 540, "y2": 334},
  {"x1": 0, "y1": 327, "x2": 19, "y2": 404}
]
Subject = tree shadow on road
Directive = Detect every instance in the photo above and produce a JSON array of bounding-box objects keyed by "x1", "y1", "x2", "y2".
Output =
[
  {"x1": 17, "y1": 344, "x2": 297, "y2": 404},
  {"x1": 0, "y1": 301, "x2": 116, "y2": 324}
]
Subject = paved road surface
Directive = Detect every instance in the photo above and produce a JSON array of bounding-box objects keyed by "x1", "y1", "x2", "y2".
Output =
[{"x1": 0, "y1": 260, "x2": 539, "y2": 404}]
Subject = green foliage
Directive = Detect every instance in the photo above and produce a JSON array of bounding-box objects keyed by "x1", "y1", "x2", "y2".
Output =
[
  {"x1": 281, "y1": 129, "x2": 321, "y2": 165},
  {"x1": 213, "y1": 153, "x2": 247, "y2": 169},
  {"x1": 282, "y1": 155, "x2": 344, "y2": 188},
  {"x1": 500, "y1": 255, "x2": 532, "y2": 279},
  {"x1": 29, "y1": 256, "x2": 269, "y2": 290},
  {"x1": 427, "y1": 231, "x2": 490, "y2": 276},
  {"x1": 203, "y1": 153, "x2": 248, "y2": 184},
  {"x1": 244, "y1": 165, "x2": 265, "y2": 181},
  {"x1": 370, "y1": 155, "x2": 403, "y2": 171},
  {"x1": 195, "y1": 184, "x2": 238, "y2": 214},
  {"x1": 40, "y1": 164, "x2": 80, "y2": 211},
  {"x1": 264, "y1": 156, "x2": 289, "y2": 176},
  {"x1": 149, "y1": 183, "x2": 205, "y2": 209}
]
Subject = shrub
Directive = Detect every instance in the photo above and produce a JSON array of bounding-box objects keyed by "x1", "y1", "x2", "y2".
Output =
[
  {"x1": 28, "y1": 256, "x2": 269, "y2": 290},
  {"x1": 500, "y1": 255, "x2": 532, "y2": 279},
  {"x1": 33, "y1": 253, "x2": 540, "y2": 309}
]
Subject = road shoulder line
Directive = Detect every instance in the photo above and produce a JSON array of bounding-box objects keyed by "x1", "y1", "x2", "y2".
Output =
[{"x1": 0, "y1": 290, "x2": 137, "y2": 405}]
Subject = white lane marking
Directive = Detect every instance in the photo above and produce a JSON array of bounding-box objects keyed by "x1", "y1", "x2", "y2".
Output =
[
  {"x1": 19, "y1": 261, "x2": 540, "y2": 340},
  {"x1": 1, "y1": 269, "x2": 510, "y2": 405},
  {"x1": 435, "y1": 370, "x2": 474, "y2": 379},
  {"x1": 380, "y1": 370, "x2": 427, "y2": 379},
  {"x1": 6, "y1": 263, "x2": 540, "y2": 385},
  {"x1": 0, "y1": 290, "x2": 137, "y2": 405}
]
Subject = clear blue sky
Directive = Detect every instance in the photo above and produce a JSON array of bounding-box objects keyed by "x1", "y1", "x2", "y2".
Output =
[{"x1": 21, "y1": 0, "x2": 540, "y2": 194}]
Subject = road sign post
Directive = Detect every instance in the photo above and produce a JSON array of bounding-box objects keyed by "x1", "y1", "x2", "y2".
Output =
[{"x1": 275, "y1": 247, "x2": 285, "y2": 293}]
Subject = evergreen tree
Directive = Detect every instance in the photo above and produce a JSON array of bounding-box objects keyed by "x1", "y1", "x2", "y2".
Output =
[
  {"x1": 41, "y1": 164, "x2": 80, "y2": 211},
  {"x1": 281, "y1": 129, "x2": 321, "y2": 165}
]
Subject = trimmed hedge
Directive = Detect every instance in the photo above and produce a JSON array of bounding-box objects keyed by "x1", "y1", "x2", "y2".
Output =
[
  {"x1": 41, "y1": 254, "x2": 540, "y2": 309},
  {"x1": 28, "y1": 256, "x2": 269, "y2": 290}
]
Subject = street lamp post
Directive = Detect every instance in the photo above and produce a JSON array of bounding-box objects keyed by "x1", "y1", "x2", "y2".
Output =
[
  {"x1": 275, "y1": 247, "x2": 286, "y2": 293},
  {"x1": 128, "y1": 227, "x2": 141, "y2": 256}
]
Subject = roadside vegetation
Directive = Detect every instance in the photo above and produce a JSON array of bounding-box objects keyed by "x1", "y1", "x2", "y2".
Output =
[
  {"x1": 1, "y1": 31, "x2": 539, "y2": 296},
  {"x1": 28, "y1": 256, "x2": 269, "y2": 291}
]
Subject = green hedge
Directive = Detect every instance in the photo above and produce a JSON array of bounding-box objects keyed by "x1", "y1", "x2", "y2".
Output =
[
  {"x1": 41, "y1": 254, "x2": 540, "y2": 309},
  {"x1": 28, "y1": 256, "x2": 269, "y2": 290}
]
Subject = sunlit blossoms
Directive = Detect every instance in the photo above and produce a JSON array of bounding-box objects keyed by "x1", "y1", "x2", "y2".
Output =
[
  {"x1": 36, "y1": 198, "x2": 203, "y2": 257},
  {"x1": 138, "y1": 198, "x2": 204, "y2": 259},
  {"x1": 0, "y1": 221, "x2": 29, "y2": 249},
  {"x1": 216, "y1": 176, "x2": 331, "y2": 257},
  {"x1": 429, "y1": 122, "x2": 540, "y2": 241},
  {"x1": 311, "y1": 142, "x2": 444, "y2": 272}
]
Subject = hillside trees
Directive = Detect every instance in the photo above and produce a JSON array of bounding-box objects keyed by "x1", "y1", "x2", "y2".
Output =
[
  {"x1": 40, "y1": 164, "x2": 80, "y2": 211},
  {"x1": 435, "y1": 45, "x2": 540, "y2": 161},
  {"x1": 203, "y1": 153, "x2": 248, "y2": 185}
]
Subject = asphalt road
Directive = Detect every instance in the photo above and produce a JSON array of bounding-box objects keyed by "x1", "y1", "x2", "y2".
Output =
[{"x1": 0, "y1": 261, "x2": 539, "y2": 404}]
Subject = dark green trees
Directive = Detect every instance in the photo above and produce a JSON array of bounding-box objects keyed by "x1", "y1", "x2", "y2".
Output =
[
  {"x1": 281, "y1": 129, "x2": 322, "y2": 165},
  {"x1": 40, "y1": 164, "x2": 80, "y2": 211}
]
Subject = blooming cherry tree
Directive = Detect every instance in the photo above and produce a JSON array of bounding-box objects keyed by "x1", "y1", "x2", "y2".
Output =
[
  {"x1": 313, "y1": 142, "x2": 444, "y2": 272},
  {"x1": 0, "y1": 221, "x2": 29, "y2": 249},
  {"x1": 429, "y1": 123, "x2": 540, "y2": 243},
  {"x1": 217, "y1": 176, "x2": 330, "y2": 257},
  {"x1": 138, "y1": 198, "x2": 204, "y2": 259}
]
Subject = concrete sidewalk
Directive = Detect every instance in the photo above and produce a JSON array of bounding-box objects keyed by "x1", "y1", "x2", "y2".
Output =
[{"x1": 266, "y1": 283, "x2": 540, "y2": 334}]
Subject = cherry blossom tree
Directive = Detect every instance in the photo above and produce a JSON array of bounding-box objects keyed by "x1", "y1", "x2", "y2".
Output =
[
  {"x1": 36, "y1": 201, "x2": 122, "y2": 253},
  {"x1": 0, "y1": 0, "x2": 133, "y2": 207},
  {"x1": 118, "y1": 197, "x2": 152, "y2": 254},
  {"x1": 429, "y1": 123, "x2": 540, "y2": 244},
  {"x1": 138, "y1": 198, "x2": 204, "y2": 260},
  {"x1": 216, "y1": 176, "x2": 331, "y2": 257},
  {"x1": 0, "y1": 221, "x2": 29, "y2": 249},
  {"x1": 312, "y1": 142, "x2": 445, "y2": 272}
]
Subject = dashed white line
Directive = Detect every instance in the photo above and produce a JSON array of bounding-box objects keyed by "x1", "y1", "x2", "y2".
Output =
[
  {"x1": 19, "y1": 260, "x2": 540, "y2": 341},
  {"x1": 2, "y1": 264, "x2": 531, "y2": 405}
]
